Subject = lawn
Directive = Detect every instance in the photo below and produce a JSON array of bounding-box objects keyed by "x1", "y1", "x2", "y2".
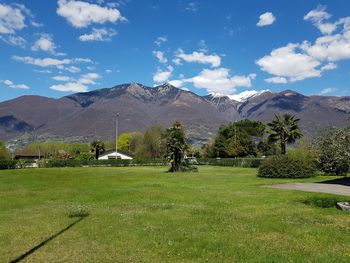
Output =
[{"x1": 0, "y1": 166, "x2": 349, "y2": 262}]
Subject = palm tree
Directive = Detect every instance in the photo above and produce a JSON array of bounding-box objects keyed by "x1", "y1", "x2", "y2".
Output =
[
  {"x1": 267, "y1": 114, "x2": 302, "y2": 154},
  {"x1": 90, "y1": 140, "x2": 105, "y2": 160},
  {"x1": 165, "y1": 121, "x2": 188, "y2": 172}
]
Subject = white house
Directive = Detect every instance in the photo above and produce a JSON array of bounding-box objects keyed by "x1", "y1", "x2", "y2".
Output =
[{"x1": 98, "y1": 150, "x2": 133, "y2": 160}]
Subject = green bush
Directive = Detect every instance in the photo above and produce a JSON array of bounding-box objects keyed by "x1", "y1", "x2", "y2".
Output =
[
  {"x1": 0, "y1": 160, "x2": 17, "y2": 170},
  {"x1": 76, "y1": 152, "x2": 94, "y2": 161},
  {"x1": 68, "y1": 205, "x2": 90, "y2": 218},
  {"x1": 258, "y1": 154, "x2": 316, "y2": 178}
]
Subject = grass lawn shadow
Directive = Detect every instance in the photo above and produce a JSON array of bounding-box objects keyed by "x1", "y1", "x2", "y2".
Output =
[
  {"x1": 319, "y1": 177, "x2": 350, "y2": 186},
  {"x1": 9, "y1": 216, "x2": 88, "y2": 263}
]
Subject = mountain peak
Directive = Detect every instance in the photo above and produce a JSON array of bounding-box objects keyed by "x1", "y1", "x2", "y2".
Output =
[
  {"x1": 208, "y1": 90, "x2": 272, "y2": 103},
  {"x1": 279, "y1": 90, "x2": 304, "y2": 97}
]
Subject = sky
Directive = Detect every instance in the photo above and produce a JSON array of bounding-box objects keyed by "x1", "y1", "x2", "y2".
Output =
[{"x1": 1, "y1": 0, "x2": 350, "y2": 102}]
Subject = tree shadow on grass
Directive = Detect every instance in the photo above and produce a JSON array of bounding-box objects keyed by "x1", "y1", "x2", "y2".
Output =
[
  {"x1": 319, "y1": 178, "x2": 350, "y2": 186},
  {"x1": 9, "y1": 215, "x2": 88, "y2": 263}
]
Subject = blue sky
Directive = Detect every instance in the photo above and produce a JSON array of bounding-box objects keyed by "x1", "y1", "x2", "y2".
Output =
[{"x1": 0, "y1": 0, "x2": 350, "y2": 102}]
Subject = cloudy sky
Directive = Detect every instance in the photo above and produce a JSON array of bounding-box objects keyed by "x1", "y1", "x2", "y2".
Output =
[{"x1": 0, "y1": 0, "x2": 350, "y2": 102}]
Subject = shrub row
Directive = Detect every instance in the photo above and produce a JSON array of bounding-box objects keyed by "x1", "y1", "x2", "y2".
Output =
[
  {"x1": 258, "y1": 154, "x2": 316, "y2": 178},
  {"x1": 37, "y1": 158, "x2": 166, "y2": 168},
  {"x1": 197, "y1": 158, "x2": 263, "y2": 168},
  {"x1": 0, "y1": 160, "x2": 17, "y2": 170}
]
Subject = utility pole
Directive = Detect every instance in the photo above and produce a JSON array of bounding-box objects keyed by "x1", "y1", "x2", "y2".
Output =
[{"x1": 116, "y1": 113, "x2": 119, "y2": 159}]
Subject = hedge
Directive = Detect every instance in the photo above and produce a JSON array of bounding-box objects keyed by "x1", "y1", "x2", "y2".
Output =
[
  {"x1": 0, "y1": 158, "x2": 263, "y2": 169},
  {"x1": 258, "y1": 155, "x2": 316, "y2": 178},
  {"x1": 197, "y1": 158, "x2": 263, "y2": 168},
  {"x1": 37, "y1": 158, "x2": 166, "y2": 168},
  {"x1": 0, "y1": 160, "x2": 17, "y2": 170}
]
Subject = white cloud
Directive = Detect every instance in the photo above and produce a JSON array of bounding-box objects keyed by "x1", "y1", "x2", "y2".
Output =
[
  {"x1": 318, "y1": 87, "x2": 335, "y2": 95},
  {"x1": 168, "y1": 79, "x2": 184, "y2": 88},
  {"x1": 32, "y1": 34, "x2": 57, "y2": 53},
  {"x1": 79, "y1": 27, "x2": 116, "y2": 41},
  {"x1": 185, "y1": 2, "x2": 198, "y2": 12},
  {"x1": 52, "y1": 75, "x2": 72, "y2": 81},
  {"x1": 78, "y1": 72, "x2": 100, "y2": 85},
  {"x1": 0, "y1": 3, "x2": 41, "y2": 47},
  {"x1": 12, "y1": 56, "x2": 93, "y2": 71},
  {"x1": 73, "y1": 58, "x2": 93, "y2": 63},
  {"x1": 57, "y1": 0, "x2": 125, "y2": 28},
  {"x1": 256, "y1": 44, "x2": 322, "y2": 82},
  {"x1": 172, "y1": 58, "x2": 182, "y2": 65},
  {"x1": 257, "y1": 12, "x2": 276, "y2": 27},
  {"x1": 152, "y1": 50, "x2": 167, "y2": 64},
  {"x1": 153, "y1": 65, "x2": 173, "y2": 83},
  {"x1": 33, "y1": 69, "x2": 52, "y2": 74},
  {"x1": 12, "y1": 55, "x2": 71, "y2": 67},
  {"x1": 50, "y1": 82, "x2": 87, "y2": 92},
  {"x1": 154, "y1": 36, "x2": 167, "y2": 46},
  {"x1": 50, "y1": 72, "x2": 101, "y2": 92},
  {"x1": 321, "y1": 62, "x2": 337, "y2": 71},
  {"x1": 64, "y1": 66, "x2": 81, "y2": 73},
  {"x1": 105, "y1": 69, "x2": 112, "y2": 73},
  {"x1": 0, "y1": 35, "x2": 26, "y2": 47},
  {"x1": 257, "y1": 7, "x2": 350, "y2": 83},
  {"x1": 301, "y1": 33, "x2": 350, "y2": 62},
  {"x1": 265, "y1": 76, "x2": 288, "y2": 84},
  {"x1": 1, "y1": 79, "x2": 29, "y2": 89},
  {"x1": 175, "y1": 49, "x2": 221, "y2": 67},
  {"x1": 180, "y1": 68, "x2": 255, "y2": 94},
  {"x1": 0, "y1": 3, "x2": 26, "y2": 34},
  {"x1": 304, "y1": 5, "x2": 337, "y2": 35}
]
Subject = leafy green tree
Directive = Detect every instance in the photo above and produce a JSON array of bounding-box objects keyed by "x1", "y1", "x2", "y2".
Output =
[
  {"x1": 19, "y1": 142, "x2": 90, "y2": 159},
  {"x1": 129, "y1": 132, "x2": 144, "y2": 155},
  {"x1": 117, "y1": 133, "x2": 131, "y2": 153},
  {"x1": 315, "y1": 126, "x2": 350, "y2": 176},
  {"x1": 165, "y1": 121, "x2": 188, "y2": 172},
  {"x1": 267, "y1": 114, "x2": 302, "y2": 155},
  {"x1": 210, "y1": 120, "x2": 265, "y2": 158},
  {"x1": 134, "y1": 124, "x2": 166, "y2": 159},
  {"x1": 90, "y1": 140, "x2": 105, "y2": 160},
  {"x1": 257, "y1": 139, "x2": 278, "y2": 156},
  {"x1": 0, "y1": 141, "x2": 10, "y2": 160}
]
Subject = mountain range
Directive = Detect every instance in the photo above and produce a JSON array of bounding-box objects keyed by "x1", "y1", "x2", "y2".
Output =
[{"x1": 0, "y1": 83, "x2": 349, "y2": 146}]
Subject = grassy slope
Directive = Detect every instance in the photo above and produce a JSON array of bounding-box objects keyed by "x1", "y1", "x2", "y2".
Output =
[{"x1": 0, "y1": 166, "x2": 349, "y2": 262}]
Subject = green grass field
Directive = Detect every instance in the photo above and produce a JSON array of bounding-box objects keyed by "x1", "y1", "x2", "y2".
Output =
[{"x1": 0, "y1": 166, "x2": 349, "y2": 262}]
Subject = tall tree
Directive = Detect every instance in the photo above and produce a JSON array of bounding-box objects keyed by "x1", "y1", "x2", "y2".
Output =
[
  {"x1": 90, "y1": 140, "x2": 105, "y2": 160},
  {"x1": 117, "y1": 133, "x2": 131, "y2": 153},
  {"x1": 210, "y1": 120, "x2": 265, "y2": 158},
  {"x1": 0, "y1": 141, "x2": 10, "y2": 160},
  {"x1": 267, "y1": 114, "x2": 303, "y2": 155},
  {"x1": 134, "y1": 124, "x2": 166, "y2": 159},
  {"x1": 165, "y1": 121, "x2": 188, "y2": 172},
  {"x1": 315, "y1": 126, "x2": 350, "y2": 176}
]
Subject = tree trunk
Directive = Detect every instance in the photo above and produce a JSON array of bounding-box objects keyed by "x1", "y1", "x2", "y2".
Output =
[
  {"x1": 280, "y1": 141, "x2": 286, "y2": 155},
  {"x1": 95, "y1": 149, "x2": 99, "y2": 160}
]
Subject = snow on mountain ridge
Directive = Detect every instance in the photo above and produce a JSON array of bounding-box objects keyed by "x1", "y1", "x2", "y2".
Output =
[{"x1": 209, "y1": 90, "x2": 271, "y2": 102}]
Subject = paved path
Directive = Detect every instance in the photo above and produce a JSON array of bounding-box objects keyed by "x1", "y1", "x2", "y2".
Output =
[{"x1": 265, "y1": 182, "x2": 350, "y2": 196}]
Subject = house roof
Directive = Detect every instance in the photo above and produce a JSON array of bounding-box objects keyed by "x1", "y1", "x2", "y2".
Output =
[
  {"x1": 98, "y1": 149, "x2": 133, "y2": 158},
  {"x1": 14, "y1": 154, "x2": 42, "y2": 159}
]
